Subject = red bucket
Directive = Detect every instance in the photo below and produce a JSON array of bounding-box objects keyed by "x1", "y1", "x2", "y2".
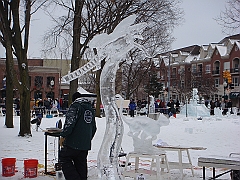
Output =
[
  {"x1": 24, "y1": 159, "x2": 38, "y2": 178},
  {"x1": 2, "y1": 158, "x2": 16, "y2": 177}
]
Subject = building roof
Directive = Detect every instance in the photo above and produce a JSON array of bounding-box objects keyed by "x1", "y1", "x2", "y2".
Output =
[
  {"x1": 218, "y1": 34, "x2": 240, "y2": 44},
  {"x1": 216, "y1": 45, "x2": 227, "y2": 56}
]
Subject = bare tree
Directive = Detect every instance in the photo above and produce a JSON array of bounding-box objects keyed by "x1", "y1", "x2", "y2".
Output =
[
  {"x1": 191, "y1": 73, "x2": 218, "y2": 99},
  {"x1": 0, "y1": 0, "x2": 45, "y2": 136},
  {"x1": 215, "y1": 0, "x2": 240, "y2": 34},
  {"x1": 120, "y1": 53, "x2": 151, "y2": 99}
]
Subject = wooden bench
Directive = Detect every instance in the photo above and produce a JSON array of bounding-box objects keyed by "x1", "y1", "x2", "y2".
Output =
[
  {"x1": 198, "y1": 155, "x2": 240, "y2": 179},
  {"x1": 154, "y1": 145, "x2": 207, "y2": 178}
]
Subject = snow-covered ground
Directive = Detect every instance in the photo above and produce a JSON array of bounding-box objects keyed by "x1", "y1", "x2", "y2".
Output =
[{"x1": 0, "y1": 112, "x2": 240, "y2": 180}]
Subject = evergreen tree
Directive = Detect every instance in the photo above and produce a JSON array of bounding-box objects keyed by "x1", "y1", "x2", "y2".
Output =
[{"x1": 144, "y1": 70, "x2": 162, "y2": 98}]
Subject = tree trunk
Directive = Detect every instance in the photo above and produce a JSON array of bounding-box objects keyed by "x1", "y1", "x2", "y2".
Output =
[
  {"x1": 18, "y1": 85, "x2": 31, "y2": 136},
  {"x1": 69, "y1": 0, "x2": 83, "y2": 105},
  {"x1": 4, "y1": 32, "x2": 15, "y2": 128},
  {"x1": 5, "y1": 56, "x2": 14, "y2": 128}
]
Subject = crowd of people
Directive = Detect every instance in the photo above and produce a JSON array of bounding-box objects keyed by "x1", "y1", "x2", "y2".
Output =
[
  {"x1": 0, "y1": 96, "x2": 237, "y2": 118},
  {"x1": 206, "y1": 99, "x2": 233, "y2": 115},
  {"x1": 128, "y1": 98, "x2": 237, "y2": 117},
  {"x1": 128, "y1": 98, "x2": 181, "y2": 117},
  {"x1": 0, "y1": 96, "x2": 70, "y2": 116},
  {"x1": 30, "y1": 97, "x2": 70, "y2": 117}
]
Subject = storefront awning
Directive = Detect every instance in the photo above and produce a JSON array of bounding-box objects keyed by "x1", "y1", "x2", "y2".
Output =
[{"x1": 229, "y1": 92, "x2": 240, "y2": 99}]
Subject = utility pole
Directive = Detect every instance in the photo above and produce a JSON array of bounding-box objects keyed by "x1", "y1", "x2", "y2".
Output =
[{"x1": 167, "y1": 54, "x2": 171, "y2": 102}]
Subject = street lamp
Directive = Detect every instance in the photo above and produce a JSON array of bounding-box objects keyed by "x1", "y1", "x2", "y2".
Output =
[
  {"x1": 50, "y1": 80, "x2": 54, "y2": 99},
  {"x1": 223, "y1": 81, "x2": 227, "y2": 100},
  {"x1": 186, "y1": 95, "x2": 188, "y2": 117}
]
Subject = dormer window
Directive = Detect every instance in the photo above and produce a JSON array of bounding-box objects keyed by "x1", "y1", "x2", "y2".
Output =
[{"x1": 235, "y1": 46, "x2": 239, "y2": 51}]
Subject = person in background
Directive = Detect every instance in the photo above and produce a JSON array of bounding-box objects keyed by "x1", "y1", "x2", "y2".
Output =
[
  {"x1": 167, "y1": 99, "x2": 175, "y2": 117},
  {"x1": 14, "y1": 97, "x2": 20, "y2": 116},
  {"x1": 59, "y1": 92, "x2": 97, "y2": 180},
  {"x1": 227, "y1": 99, "x2": 233, "y2": 114},
  {"x1": 137, "y1": 99, "x2": 142, "y2": 111},
  {"x1": 154, "y1": 100, "x2": 159, "y2": 113},
  {"x1": 210, "y1": 100, "x2": 215, "y2": 115},
  {"x1": 205, "y1": 99, "x2": 209, "y2": 108},
  {"x1": 175, "y1": 99, "x2": 180, "y2": 113},
  {"x1": 222, "y1": 100, "x2": 228, "y2": 115},
  {"x1": 44, "y1": 98, "x2": 51, "y2": 114},
  {"x1": 38, "y1": 99, "x2": 43, "y2": 107},
  {"x1": 159, "y1": 100, "x2": 164, "y2": 114},
  {"x1": 128, "y1": 99, "x2": 137, "y2": 117}
]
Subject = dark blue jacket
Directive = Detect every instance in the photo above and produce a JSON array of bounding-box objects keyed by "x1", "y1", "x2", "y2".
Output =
[
  {"x1": 129, "y1": 101, "x2": 136, "y2": 110},
  {"x1": 60, "y1": 98, "x2": 97, "y2": 150}
]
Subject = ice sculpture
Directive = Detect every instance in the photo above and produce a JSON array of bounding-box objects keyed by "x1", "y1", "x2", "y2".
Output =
[
  {"x1": 60, "y1": 14, "x2": 148, "y2": 179},
  {"x1": 87, "y1": 15, "x2": 148, "y2": 179},
  {"x1": 180, "y1": 88, "x2": 210, "y2": 117},
  {"x1": 149, "y1": 95, "x2": 155, "y2": 113},
  {"x1": 115, "y1": 94, "x2": 170, "y2": 154}
]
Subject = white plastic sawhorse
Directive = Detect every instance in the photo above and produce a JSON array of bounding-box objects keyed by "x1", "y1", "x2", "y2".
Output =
[
  {"x1": 124, "y1": 152, "x2": 170, "y2": 179},
  {"x1": 154, "y1": 145, "x2": 207, "y2": 179}
]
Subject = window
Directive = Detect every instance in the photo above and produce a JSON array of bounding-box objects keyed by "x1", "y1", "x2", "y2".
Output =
[
  {"x1": 181, "y1": 80, "x2": 184, "y2": 88},
  {"x1": 224, "y1": 62, "x2": 230, "y2": 70},
  {"x1": 233, "y1": 77, "x2": 239, "y2": 86},
  {"x1": 215, "y1": 78, "x2": 219, "y2": 87},
  {"x1": 235, "y1": 46, "x2": 239, "y2": 51},
  {"x1": 35, "y1": 76, "x2": 43, "y2": 88},
  {"x1": 205, "y1": 64, "x2": 211, "y2": 73},
  {"x1": 47, "y1": 77, "x2": 55, "y2": 87},
  {"x1": 172, "y1": 81, "x2": 177, "y2": 88},
  {"x1": 192, "y1": 64, "x2": 197, "y2": 73},
  {"x1": 172, "y1": 67, "x2": 177, "y2": 76},
  {"x1": 197, "y1": 64, "x2": 203, "y2": 72}
]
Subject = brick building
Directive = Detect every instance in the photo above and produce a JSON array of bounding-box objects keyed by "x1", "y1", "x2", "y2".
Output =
[
  {"x1": 157, "y1": 34, "x2": 240, "y2": 107},
  {"x1": 0, "y1": 58, "x2": 61, "y2": 100}
]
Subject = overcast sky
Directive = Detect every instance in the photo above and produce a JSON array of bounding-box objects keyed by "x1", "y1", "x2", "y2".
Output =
[
  {"x1": 0, "y1": 0, "x2": 234, "y2": 58},
  {"x1": 171, "y1": 0, "x2": 229, "y2": 50}
]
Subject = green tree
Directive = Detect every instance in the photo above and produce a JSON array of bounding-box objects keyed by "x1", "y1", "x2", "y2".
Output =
[{"x1": 144, "y1": 63, "x2": 163, "y2": 98}]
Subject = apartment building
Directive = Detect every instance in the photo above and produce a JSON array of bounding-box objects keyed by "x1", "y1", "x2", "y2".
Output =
[{"x1": 158, "y1": 34, "x2": 240, "y2": 107}]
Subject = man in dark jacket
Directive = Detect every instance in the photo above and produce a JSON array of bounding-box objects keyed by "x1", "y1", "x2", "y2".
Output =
[
  {"x1": 128, "y1": 99, "x2": 137, "y2": 117},
  {"x1": 59, "y1": 92, "x2": 97, "y2": 180},
  {"x1": 167, "y1": 99, "x2": 176, "y2": 116}
]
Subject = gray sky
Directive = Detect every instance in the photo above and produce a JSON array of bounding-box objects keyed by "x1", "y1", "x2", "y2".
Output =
[
  {"x1": 171, "y1": 0, "x2": 229, "y2": 50},
  {"x1": 0, "y1": 0, "x2": 234, "y2": 58}
]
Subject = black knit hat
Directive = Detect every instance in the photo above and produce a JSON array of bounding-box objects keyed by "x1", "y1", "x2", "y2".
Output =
[{"x1": 72, "y1": 92, "x2": 81, "y2": 102}]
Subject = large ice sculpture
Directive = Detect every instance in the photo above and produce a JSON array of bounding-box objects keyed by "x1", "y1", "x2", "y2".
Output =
[
  {"x1": 60, "y1": 14, "x2": 149, "y2": 179},
  {"x1": 180, "y1": 88, "x2": 210, "y2": 117},
  {"x1": 88, "y1": 15, "x2": 148, "y2": 179}
]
